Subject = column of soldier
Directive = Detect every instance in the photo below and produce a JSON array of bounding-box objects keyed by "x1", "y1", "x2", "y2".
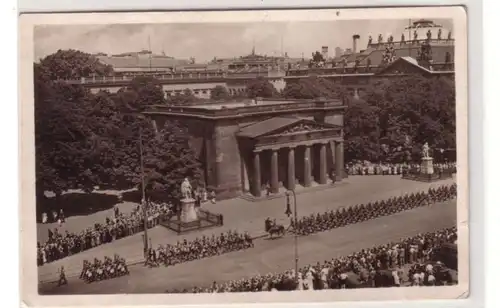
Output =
[
  {"x1": 79, "y1": 254, "x2": 130, "y2": 284},
  {"x1": 166, "y1": 226, "x2": 458, "y2": 293},
  {"x1": 61, "y1": 183, "x2": 456, "y2": 285},
  {"x1": 144, "y1": 230, "x2": 254, "y2": 268},
  {"x1": 156, "y1": 184, "x2": 453, "y2": 270},
  {"x1": 293, "y1": 184, "x2": 456, "y2": 236},
  {"x1": 38, "y1": 201, "x2": 175, "y2": 266}
]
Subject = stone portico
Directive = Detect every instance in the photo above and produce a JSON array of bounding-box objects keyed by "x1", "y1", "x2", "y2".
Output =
[
  {"x1": 237, "y1": 117, "x2": 344, "y2": 197},
  {"x1": 144, "y1": 98, "x2": 347, "y2": 200}
]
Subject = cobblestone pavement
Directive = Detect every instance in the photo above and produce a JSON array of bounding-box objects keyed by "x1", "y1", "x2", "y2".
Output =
[
  {"x1": 39, "y1": 199, "x2": 457, "y2": 294},
  {"x1": 37, "y1": 175, "x2": 456, "y2": 282}
]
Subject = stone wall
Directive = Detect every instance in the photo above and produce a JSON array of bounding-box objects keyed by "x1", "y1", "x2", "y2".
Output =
[
  {"x1": 213, "y1": 120, "x2": 244, "y2": 199},
  {"x1": 324, "y1": 113, "x2": 344, "y2": 126}
]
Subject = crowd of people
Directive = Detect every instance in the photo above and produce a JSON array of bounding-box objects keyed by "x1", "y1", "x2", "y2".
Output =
[
  {"x1": 145, "y1": 230, "x2": 254, "y2": 267},
  {"x1": 79, "y1": 254, "x2": 129, "y2": 284},
  {"x1": 37, "y1": 201, "x2": 174, "y2": 266},
  {"x1": 293, "y1": 184, "x2": 457, "y2": 236},
  {"x1": 346, "y1": 162, "x2": 457, "y2": 176},
  {"x1": 41, "y1": 209, "x2": 66, "y2": 225},
  {"x1": 166, "y1": 227, "x2": 457, "y2": 293}
]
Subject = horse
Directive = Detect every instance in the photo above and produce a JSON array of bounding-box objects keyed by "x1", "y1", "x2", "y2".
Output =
[{"x1": 265, "y1": 219, "x2": 285, "y2": 239}]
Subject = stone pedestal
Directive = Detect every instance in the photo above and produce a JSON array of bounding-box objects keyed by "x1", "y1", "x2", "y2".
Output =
[
  {"x1": 180, "y1": 198, "x2": 198, "y2": 223},
  {"x1": 421, "y1": 157, "x2": 434, "y2": 175}
]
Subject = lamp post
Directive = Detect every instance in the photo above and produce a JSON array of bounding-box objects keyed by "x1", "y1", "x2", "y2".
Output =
[
  {"x1": 125, "y1": 112, "x2": 150, "y2": 257},
  {"x1": 285, "y1": 190, "x2": 299, "y2": 285},
  {"x1": 139, "y1": 126, "x2": 149, "y2": 257}
]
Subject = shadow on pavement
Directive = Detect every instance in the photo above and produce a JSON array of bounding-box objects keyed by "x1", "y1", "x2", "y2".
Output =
[{"x1": 36, "y1": 193, "x2": 120, "y2": 222}]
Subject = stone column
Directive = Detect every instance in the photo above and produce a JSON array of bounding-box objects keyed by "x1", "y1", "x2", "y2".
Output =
[
  {"x1": 252, "y1": 151, "x2": 261, "y2": 197},
  {"x1": 270, "y1": 149, "x2": 279, "y2": 193},
  {"x1": 303, "y1": 145, "x2": 312, "y2": 187},
  {"x1": 335, "y1": 141, "x2": 344, "y2": 181},
  {"x1": 319, "y1": 143, "x2": 327, "y2": 184},
  {"x1": 287, "y1": 147, "x2": 296, "y2": 190}
]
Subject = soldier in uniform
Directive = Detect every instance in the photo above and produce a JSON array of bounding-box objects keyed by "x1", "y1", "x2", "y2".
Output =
[
  {"x1": 58, "y1": 266, "x2": 68, "y2": 286},
  {"x1": 59, "y1": 209, "x2": 65, "y2": 224}
]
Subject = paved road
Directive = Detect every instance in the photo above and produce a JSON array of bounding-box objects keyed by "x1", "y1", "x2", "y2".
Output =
[
  {"x1": 38, "y1": 176, "x2": 455, "y2": 282},
  {"x1": 39, "y1": 199, "x2": 456, "y2": 294}
]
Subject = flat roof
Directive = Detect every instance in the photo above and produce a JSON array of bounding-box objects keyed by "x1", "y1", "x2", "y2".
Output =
[
  {"x1": 145, "y1": 98, "x2": 346, "y2": 120},
  {"x1": 185, "y1": 99, "x2": 311, "y2": 110}
]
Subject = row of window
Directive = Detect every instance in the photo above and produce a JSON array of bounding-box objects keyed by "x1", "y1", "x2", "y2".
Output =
[{"x1": 164, "y1": 88, "x2": 247, "y2": 96}]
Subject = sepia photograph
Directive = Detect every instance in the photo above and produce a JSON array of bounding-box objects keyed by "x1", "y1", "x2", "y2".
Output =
[{"x1": 19, "y1": 7, "x2": 468, "y2": 306}]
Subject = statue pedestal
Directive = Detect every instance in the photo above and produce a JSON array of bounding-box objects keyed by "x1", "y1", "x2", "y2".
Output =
[
  {"x1": 180, "y1": 198, "x2": 198, "y2": 223},
  {"x1": 420, "y1": 157, "x2": 434, "y2": 175}
]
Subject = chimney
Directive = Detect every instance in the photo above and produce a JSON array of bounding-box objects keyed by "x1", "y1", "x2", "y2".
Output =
[
  {"x1": 321, "y1": 46, "x2": 329, "y2": 60},
  {"x1": 352, "y1": 34, "x2": 360, "y2": 54}
]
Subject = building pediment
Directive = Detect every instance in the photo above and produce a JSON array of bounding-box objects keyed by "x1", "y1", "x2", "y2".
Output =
[
  {"x1": 376, "y1": 56, "x2": 431, "y2": 76},
  {"x1": 265, "y1": 121, "x2": 336, "y2": 137},
  {"x1": 237, "y1": 116, "x2": 341, "y2": 139}
]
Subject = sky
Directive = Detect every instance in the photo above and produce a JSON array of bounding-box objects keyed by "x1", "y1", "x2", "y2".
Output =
[{"x1": 34, "y1": 19, "x2": 453, "y2": 63}]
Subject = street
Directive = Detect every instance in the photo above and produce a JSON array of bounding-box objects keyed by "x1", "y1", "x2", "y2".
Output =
[
  {"x1": 39, "y1": 198, "x2": 456, "y2": 294},
  {"x1": 37, "y1": 175, "x2": 455, "y2": 282}
]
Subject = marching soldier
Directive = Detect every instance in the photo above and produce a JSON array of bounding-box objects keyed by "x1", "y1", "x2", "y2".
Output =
[{"x1": 58, "y1": 266, "x2": 68, "y2": 286}]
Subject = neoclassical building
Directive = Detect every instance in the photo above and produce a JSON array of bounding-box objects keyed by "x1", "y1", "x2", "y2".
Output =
[{"x1": 144, "y1": 98, "x2": 347, "y2": 200}]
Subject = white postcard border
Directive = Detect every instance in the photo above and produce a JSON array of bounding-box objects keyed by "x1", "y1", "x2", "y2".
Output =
[{"x1": 19, "y1": 6, "x2": 469, "y2": 307}]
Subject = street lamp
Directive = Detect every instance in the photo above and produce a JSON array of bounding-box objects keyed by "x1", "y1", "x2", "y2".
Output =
[
  {"x1": 126, "y1": 112, "x2": 150, "y2": 258},
  {"x1": 138, "y1": 125, "x2": 149, "y2": 257},
  {"x1": 285, "y1": 190, "x2": 299, "y2": 286}
]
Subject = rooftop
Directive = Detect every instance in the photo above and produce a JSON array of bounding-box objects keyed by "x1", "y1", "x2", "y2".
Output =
[
  {"x1": 97, "y1": 54, "x2": 189, "y2": 69},
  {"x1": 144, "y1": 98, "x2": 346, "y2": 120},
  {"x1": 178, "y1": 98, "x2": 316, "y2": 110}
]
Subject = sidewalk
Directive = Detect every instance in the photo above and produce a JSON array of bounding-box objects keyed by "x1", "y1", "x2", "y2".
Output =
[{"x1": 38, "y1": 176, "x2": 455, "y2": 283}]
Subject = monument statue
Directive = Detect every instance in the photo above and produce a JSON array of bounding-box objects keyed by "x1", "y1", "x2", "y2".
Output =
[
  {"x1": 181, "y1": 178, "x2": 193, "y2": 200},
  {"x1": 422, "y1": 142, "x2": 430, "y2": 158}
]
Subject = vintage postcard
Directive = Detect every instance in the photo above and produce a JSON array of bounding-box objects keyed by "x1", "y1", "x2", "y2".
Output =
[{"x1": 19, "y1": 6, "x2": 468, "y2": 307}]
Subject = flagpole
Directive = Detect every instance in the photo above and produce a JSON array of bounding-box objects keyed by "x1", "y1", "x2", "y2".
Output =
[
  {"x1": 139, "y1": 126, "x2": 149, "y2": 256},
  {"x1": 148, "y1": 35, "x2": 152, "y2": 72},
  {"x1": 408, "y1": 19, "x2": 412, "y2": 57}
]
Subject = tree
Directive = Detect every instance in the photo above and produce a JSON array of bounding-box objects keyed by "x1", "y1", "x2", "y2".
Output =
[
  {"x1": 115, "y1": 76, "x2": 165, "y2": 112},
  {"x1": 35, "y1": 49, "x2": 204, "y2": 204},
  {"x1": 34, "y1": 64, "x2": 103, "y2": 197},
  {"x1": 38, "y1": 49, "x2": 113, "y2": 80},
  {"x1": 165, "y1": 88, "x2": 200, "y2": 105},
  {"x1": 103, "y1": 114, "x2": 203, "y2": 200},
  {"x1": 210, "y1": 85, "x2": 229, "y2": 100},
  {"x1": 344, "y1": 75, "x2": 455, "y2": 163},
  {"x1": 246, "y1": 77, "x2": 279, "y2": 98},
  {"x1": 312, "y1": 51, "x2": 325, "y2": 64},
  {"x1": 282, "y1": 76, "x2": 348, "y2": 101},
  {"x1": 142, "y1": 122, "x2": 203, "y2": 202}
]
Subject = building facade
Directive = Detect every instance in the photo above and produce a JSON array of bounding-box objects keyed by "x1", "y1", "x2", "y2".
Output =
[{"x1": 144, "y1": 98, "x2": 347, "y2": 200}]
